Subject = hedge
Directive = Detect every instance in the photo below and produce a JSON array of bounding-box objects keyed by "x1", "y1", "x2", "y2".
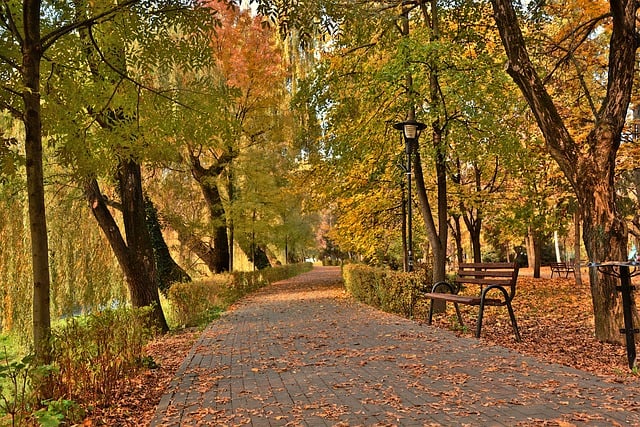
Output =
[{"x1": 342, "y1": 264, "x2": 430, "y2": 318}]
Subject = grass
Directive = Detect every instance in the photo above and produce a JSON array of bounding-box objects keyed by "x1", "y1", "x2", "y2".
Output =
[{"x1": 0, "y1": 333, "x2": 25, "y2": 364}]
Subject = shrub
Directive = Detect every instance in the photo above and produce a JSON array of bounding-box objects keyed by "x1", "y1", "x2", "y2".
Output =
[
  {"x1": 0, "y1": 353, "x2": 37, "y2": 427},
  {"x1": 343, "y1": 264, "x2": 430, "y2": 318},
  {"x1": 48, "y1": 306, "x2": 156, "y2": 406},
  {"x1": 166, "y1": 277, "x2": 227, "y2": 328}
]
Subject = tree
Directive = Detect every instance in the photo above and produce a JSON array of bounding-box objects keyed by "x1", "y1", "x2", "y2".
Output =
[
  {"x1": 8, "y1": 0, "x2": 142, "y2": 366},
  {"x1": 48, "y1": 0, "x2": 215, "y2": 333},
  {"x1": 15, "y1": 1, "x2": 215, "y2": 340},
  {"x1": 491, "y1": 0, "x2": 639, "y2": 343},
  {"x1": 23, "y1": 0, "x2": 52, "y2": 364},
  {"x1": 178, "y1": 0, "x2": 291, "y2": 271}
]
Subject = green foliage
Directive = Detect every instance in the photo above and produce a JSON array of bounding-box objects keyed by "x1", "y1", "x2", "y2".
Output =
[
  {"x1": 342, "y1": 264, "x2": 430, "y2": 318},
  {"x1": 0, "y1": 354, "x2": 35, "y2": 427},
  {"x1": 0, "y1": 352, "x2": 84, "y2": 427},
  {"x1": 167, "y1": 263, "x2": 313, "y2": 327},
  {"x1": 33, "y1": 398, "x2": 84, "y2": 427},
  {"x1": 48, "y1": 306, "x2": 156, "y2": 406},
  {"x1": 0, "y1": 173, "x2": 129, "y2": 342}
]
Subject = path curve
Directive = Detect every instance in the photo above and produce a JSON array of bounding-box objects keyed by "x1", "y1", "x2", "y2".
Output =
[{"x1": 152, "y1": 266, "x2": 640, "y2": 426}]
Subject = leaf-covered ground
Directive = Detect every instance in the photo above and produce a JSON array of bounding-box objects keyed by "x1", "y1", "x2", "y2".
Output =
[
  {"x1": 84, "y1": 271, "x2": 639, "y2": 426},
  {"x1": 424, "y1": 273, "x2": 639, "y2": 380}
]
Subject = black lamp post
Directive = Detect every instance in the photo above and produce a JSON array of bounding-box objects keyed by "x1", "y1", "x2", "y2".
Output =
[{"x1": 394, "y1": 119, "x2": 426, "y2": 272}]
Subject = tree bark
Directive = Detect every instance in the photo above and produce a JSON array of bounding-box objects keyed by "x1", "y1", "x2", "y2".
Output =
[
  {"x1": 448, "y1": 214, "x2": 464, "y2": 268},
  {"x1": 491, "y1": 0, "x2": 638, "y2": 343},
  {"x1": 413, "y1": 147, "x2": 447, "y2": 283},
  {"x1": 401, "y1": 179, "x2": 408, "y2": 271},
  {"x1": 24, "y1": 0, "x2": 52, "y2": 366},
  {"x1": 396, "y1": 1, "x2": 448, "y2": 284},
  {"x1": 85, "y1": 169, "x2": 169, "y2": 333},
  {"x1": 144, "y1": 196, "x2": 191, "y2": 294},
  {"x1": 464, "y1": 211, "x2": 482, "y2": 264},
  {"x1": 73, "y1": 1, "x2": 168, "y2": 333},
  {"x1": 190, "y1": 153, "x2": 230, "y2": 273},
  {"x1": 525, "y1": 227, "x2": 541, "y2": 277},
  {"x1": 574, "y1": 211, "x2": 583, "y2": 286}
]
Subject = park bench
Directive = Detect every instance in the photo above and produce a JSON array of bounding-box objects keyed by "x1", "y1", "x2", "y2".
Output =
[
  {"x1": 424, "y1": 262, "x2": 521, "y2": 341},
  {"x1": 549, "y1": 261, "x2": 575, "y2": 278}
]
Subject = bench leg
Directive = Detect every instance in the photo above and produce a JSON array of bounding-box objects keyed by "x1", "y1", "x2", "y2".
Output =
[
  {"x1": 453, "y1": 303, "x2": 464, "y2": 328},
  {"x1": 476, "y1": 303, "x2": 485, "y2": 339},
  {"x1": 476, "y1": 303, "x2": 522, "y2": 342},
  {"x1": 427, "y1": 299, "x2": 435, "y2": 325},
  {"x1": 506, "y1": 302, "x2": 521, "y2": 342}
]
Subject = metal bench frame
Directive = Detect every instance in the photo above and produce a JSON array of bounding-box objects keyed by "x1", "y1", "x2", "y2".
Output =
[
  {"x1": 549, "y1": 261, "x2": 575, "y2": 278},
  {"x1": 424, "y1": 262, "x2": 521, "y2": 341}
]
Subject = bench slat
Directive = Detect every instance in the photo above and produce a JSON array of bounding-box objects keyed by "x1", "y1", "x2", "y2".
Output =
[
  {"x1": 458, "y1": 262, "x2": 514, "y2": 269},
  {"x1": 422, "y1": 293, "x2": 502, "y2": 306},
  {"x1": 457, "y1": 270, "x2": 514, "y2": 278},
  {"x1": 454, "y1": 277, "x2": 514, "y2": 287}
]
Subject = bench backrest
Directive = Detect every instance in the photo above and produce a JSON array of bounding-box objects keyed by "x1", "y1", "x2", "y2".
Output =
[
  {"x1": 454, "y1": 262, "x2": 519, "y2": 298},
  {"x1": 549, "y1": 261, "x2": 569, "y2": 268}
]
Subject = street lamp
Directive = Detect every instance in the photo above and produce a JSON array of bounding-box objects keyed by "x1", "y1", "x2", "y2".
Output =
[{"x1": 394, "y1": 119, "x2": 426, "y2": 272}]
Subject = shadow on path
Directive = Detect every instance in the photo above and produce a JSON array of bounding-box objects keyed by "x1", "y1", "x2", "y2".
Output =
[{"x1": 151, "y1": 266, "x2": 640, "y2": 426}]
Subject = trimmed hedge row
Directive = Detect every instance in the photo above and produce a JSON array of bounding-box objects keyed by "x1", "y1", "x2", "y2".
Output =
[
  {"x1": 342, "y1": 264, "x2": 430, "y2": 318},
  {"x1": 167, "y1": 262, "x2": 313, "y2": 327}
]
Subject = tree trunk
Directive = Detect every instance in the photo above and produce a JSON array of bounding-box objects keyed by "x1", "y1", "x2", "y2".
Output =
[
  {"x1": 414, "y1": 147, "x2": 447, "y2": 283},
  {"x1": 86, "y1": 170, "x2": 169, "y2": 333},
  {"x1": 464, "y1": 213, "x2": 482, "y2": 264},
  {"x1": 576, "y1": 170, "x2": 629, "y2": 342},
  {"x1": 23, "y1": 0, "x2": 52, "y2": 366},
  {"x1": 448, "y1": 214, "x2": 464, "y2": 268},
  {"x1": 227, "y1": 169, "x2": 235, "y2": 271},
  {"x1": 554, "y1": 230, "x2": 561, "y2": 262},
  {"x1": 190, "y1": 155, "x2": 230, "y2": 273},
  {"x1": 73, "y1": 3, "x2": 168, "y2": 333},
  {"x1": 526, "y1": 228, "x2": 542, "y2": 278},
  {"x1": 491, "y1": 0, "x2": 639, "y2": 343},
  {"x1": 401, "y1": 180, "x2": 408, "y2": 272},
  {"x1": 176, "y1": 228, "x2": 219, "y2": 273},
  {"x1": 434, "y1": 129, "x2": 449, "y2": 281},
  {"x1": 533, "y1": 233, "x2": 542, "y2": 279},
  {"x1": 397, "y1": 1, "x2": 447, "y2": 285},
  {"x1": 525, "y1": 228, "x2": 538, "y2": 276},
  {"x1": 574, "y1": 211, "x2": 583, "y2": 286},
  {"x1": 236, "y1": 235, "x2": 271, "y2": 270},
  {"x1": 144, "y1": 196, "x2": 191, "y2": 294}
]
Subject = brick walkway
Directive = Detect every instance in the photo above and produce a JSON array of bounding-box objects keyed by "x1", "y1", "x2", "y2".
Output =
[{"x1": 151, "y1": 266, "x2": 640, "y2": 426}]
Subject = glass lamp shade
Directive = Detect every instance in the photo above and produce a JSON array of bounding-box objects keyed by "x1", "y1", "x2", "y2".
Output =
[
  {"x1": 394, "y1": 120, "x2": 426, "y2": 141},
  {"x1": 403, "y1": 124, "x2": 418, "y2": 139}
]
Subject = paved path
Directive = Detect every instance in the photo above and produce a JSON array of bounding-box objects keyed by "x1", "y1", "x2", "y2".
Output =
[{"x1": 152, "y1": 266, "x2": 640, "y2": 426}]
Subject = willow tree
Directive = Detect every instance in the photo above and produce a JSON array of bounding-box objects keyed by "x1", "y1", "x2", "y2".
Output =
[{"x1": 491, "y1": 0, "x2": 638, "y2": 343}]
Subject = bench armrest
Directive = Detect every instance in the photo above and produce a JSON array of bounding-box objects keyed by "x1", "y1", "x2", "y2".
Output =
[
  {"x1": 480, "y1": 284, "x2": 513, "y2": 303},
  {"x1": 430, "y1": 281, "x2": 457, "y2": 294}
]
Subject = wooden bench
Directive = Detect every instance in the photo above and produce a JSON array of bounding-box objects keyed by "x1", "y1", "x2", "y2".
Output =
[
  {"x1": 549, "y1": 261, "x2": 575, "y2": 278},
  {"x1": 424, "y1": 262, "x2": 521, "y2": 341}
]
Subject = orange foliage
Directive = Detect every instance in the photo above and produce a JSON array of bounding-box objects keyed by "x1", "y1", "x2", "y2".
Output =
[{"x1": 205, "y1": 1, "x2": 285, "y2": 102}]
